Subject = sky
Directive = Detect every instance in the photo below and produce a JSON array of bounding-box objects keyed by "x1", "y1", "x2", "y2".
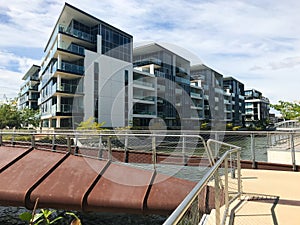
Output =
[{"x1": 0, "y1": 0, "x2": 300, "y2": 105}]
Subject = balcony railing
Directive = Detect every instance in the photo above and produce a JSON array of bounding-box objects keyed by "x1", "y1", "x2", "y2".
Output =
[
  {"x1": 133, "y1": 96, "x2": 155, "y2": 102},
  {"x1": 133, "y1": 80, "x2": 155, "y2": 88},
  {"x1": 133, "y1": 111, "x2": 156, "y2": 115},
  {"x1": 191, "y1": 93, "x2": 202, "y2": 99},
  {"x1": 59, "y1": 62, "x2": 84, "y2": 75},
  {"x1": 53, "y1": 83, "x2": 83, "y2": 94}
]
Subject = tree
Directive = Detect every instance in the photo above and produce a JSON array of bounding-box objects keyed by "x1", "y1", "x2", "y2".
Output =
[
  {"x1": 77, "y1": 117, "x2": 105, "y2": 130},
  {"x1": 271, "y1": 101, "x2": 300, "y2": 120},
  {"x1": 0, "y1": 103, "x2": 21, "y2": 129},
  {"x1": 20, "y1": 108, "x2": 40, "y2": 128}
]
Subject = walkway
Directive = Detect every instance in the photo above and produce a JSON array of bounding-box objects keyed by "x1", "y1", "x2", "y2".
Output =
[{"x1": 235, "y1": 169, "x2": 300, "y2": 225}]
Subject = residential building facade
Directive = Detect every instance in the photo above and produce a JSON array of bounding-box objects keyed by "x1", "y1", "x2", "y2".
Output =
[
  {"x1": 223, "y1": 77, "x2": 245, "y2": 126},
  {"x1": 244, "y1": 89, "x2": 270, "y2": 127},
  {"x1": 18, "y1": 3, "x2": 271, "y2": 130},
  {"x1": 38, "y1": 3, "x2": 132, "y2": 129},
  {"x1": 18, "y1": 65, "x2": 40, "y2": 110}
]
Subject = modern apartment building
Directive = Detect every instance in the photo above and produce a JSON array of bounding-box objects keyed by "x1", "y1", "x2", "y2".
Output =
[
  {"x1": 191, "y1": 64, "x2": 224, "y2": 126},
  {"x1": 18, "y1": 65, "x2": 40, "y2": 110},
  {"x1": 133, "y1": 42, "x2": 198, "y2": 129},
  {"x1": 38, "y1": 3, "x2": 132, "y2": 129},
  {"x1": 244, "y1": 89, "x2": 270, "y2": 127},
  {"x1": 223, "y1": 77, "x2": 245, "y2": 126}
]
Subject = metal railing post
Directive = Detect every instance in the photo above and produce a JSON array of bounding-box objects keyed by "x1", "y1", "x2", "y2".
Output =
[
  {"x1": 52, "y1": 134, "x2": 56, "y2": 151},
  {"x1": 31, "y1": 134, "x2": 35, "y2": 149},
  {"x1": 182, "y1": 135, "x2": 187, "y2": 165},
  {"x1": 214, "y1": 169, "x2": 220, "y2": 225},
  {"x1": 290, "y1": 132, "x2": 296, "y2": 171},
  {"x1": 124, "y1": 133, "x2": 129, "y2": 163},
  {"x1": 237, "y1": 151, "x2": 242, "y2": 197},
  {"x1": 224, "y1": 156, "x2": 229, "y2": 209},
  {"x1": 108, "y1": 136, "x2": 112, "y2": 160},
  {"x1": 12, "y1": 132, "x2": 15, "y2": 146},
  {"x1": 250, "y1": 133, "x2": 256, "y2": 168},
  {"x1": 0, "y1": 133, "x2": 2, "y2": 146},
  {"x1": 152, "y1": 136, "x2": 157, "y2": 170},
  {"x1": 98, "y1": 135, "x2": 103, "y2": 159},
  {"x1": 67, "y1": 135, "x2": 71, "y2": 153}
]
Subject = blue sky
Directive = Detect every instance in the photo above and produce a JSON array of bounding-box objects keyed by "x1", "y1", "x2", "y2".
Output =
[{"x1": 0, "y1": 0, "x2": 300, "y2": 105}]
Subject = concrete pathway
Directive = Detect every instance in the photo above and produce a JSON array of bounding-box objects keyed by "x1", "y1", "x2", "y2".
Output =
[{"x1": 235, "y1": 169, "x2": 300, "y2": 225}]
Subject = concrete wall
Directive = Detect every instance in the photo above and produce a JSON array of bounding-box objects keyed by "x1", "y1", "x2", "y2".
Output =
[{"x1": 84, "y1": 49, "x2": 132, "y2": 127}]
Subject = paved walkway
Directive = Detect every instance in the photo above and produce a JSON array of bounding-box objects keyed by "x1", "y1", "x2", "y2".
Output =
[{"x1": 235, "y1": 169, "x2": 300, "y2": 225}]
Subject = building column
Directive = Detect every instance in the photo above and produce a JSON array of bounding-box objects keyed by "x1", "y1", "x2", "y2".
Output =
[
  {"x1": 56, "y1": 118, "x2": 61, "y2": 128},
  {"x1": 57, "y1": 95, "x2": 61, "y2": 112},
  {"x1": 57, "y1": 53, "x2": 62, "y2": 70},
  {"x1": 57, "y1": 33, "x2": 62, "y2": 49},
  {"x1": 150, "y1": 64, "x2": 154, "y2": 75},
  {"x1": 57, "y1": 74, "x2": 62, "y2": 91}
]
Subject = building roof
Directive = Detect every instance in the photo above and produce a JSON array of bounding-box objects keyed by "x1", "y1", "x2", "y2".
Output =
[
  {"x1": 44, "y1": 3, "x2": 133, "y2": 52},
  {"x1": 134, "y1": 41, "x2": 202, "y2": 65},
  {"x1": 22, "y1": 65, "x2": 40, "y2": 80}
]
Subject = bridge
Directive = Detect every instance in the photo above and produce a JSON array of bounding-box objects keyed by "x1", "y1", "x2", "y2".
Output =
[{"x1": 0, "y1": 122, "x2": 299, "y2": 224}]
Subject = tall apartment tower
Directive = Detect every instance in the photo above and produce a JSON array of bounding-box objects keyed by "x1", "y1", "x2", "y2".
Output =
[
  {"x1": 223, "y1": 77, "x2": 245, "y2": 126},
  {"x1": 18, "y1": 65, "x2": 40, "y2": 110},
  {"x1": 191, "y1": 64, "x2": 224, "y2": 127},
  {"x1": 133, "y1": 42, "x2": 197, "y2": 129},
  {"x1": 244, "y1": 89, "x2": 270, "y2": 127},
  {"x1": 38, "y1": 3, "x2": 132, "y2": 129}
]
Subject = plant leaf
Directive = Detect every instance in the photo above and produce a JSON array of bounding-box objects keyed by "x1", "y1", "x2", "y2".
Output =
[{"x1": 19, "y1": 212, "x2": 33, "y2": 221}]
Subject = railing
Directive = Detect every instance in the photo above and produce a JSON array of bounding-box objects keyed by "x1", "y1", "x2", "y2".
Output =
[
  {"x1": 60, "y1": 62, "x2": 84, "y2": 75},
  {"x1": 163, "y1": 140, "x2": 241, "y2": 225}
]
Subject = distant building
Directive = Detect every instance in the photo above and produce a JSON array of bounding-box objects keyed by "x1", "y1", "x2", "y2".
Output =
[
  {"x1": 223, "y1": 77, "x2": 245, "y2": 126},
  {"x1": 244, "y1": 89, "x2": 270, "y2": 127},
  {"x1": 191, "y1": 64, "x2": 224, "y2": 126},
  {"x1": 18, "y1": 65, "x2": 40, "y2": 110}
]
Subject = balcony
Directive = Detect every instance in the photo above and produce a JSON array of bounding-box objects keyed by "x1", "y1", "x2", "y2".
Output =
[
  {"x1": 175, "y1": 76, "x2": 190, "y2": 85},
  {"x1": 191, "y1": 92, "x2": 202, "y2": 99},
  {"x1": 176, "y1": 67, "x2": 188, "y2": 76},
  {"x1": 51, "y1": 104, "x2": 83, "y2": 116},
  {"x1": 134, "y1": 58, "x2": 162, "y2": 67},
  {"x1": 53, "y1": 83, "x2": 83, "y2": 94},
  {"x1": 59, "y1": 62, "x2": 84, "y2": 75},
  {"x1": 59, "y1": 25, "x2": 94, "y2": 43},
  {"x1": 133, "y1": 96, "x2": 155, "y2": 104},
  {"x1": 133, "y1": 80, "x2": 155, "y2": 89}
]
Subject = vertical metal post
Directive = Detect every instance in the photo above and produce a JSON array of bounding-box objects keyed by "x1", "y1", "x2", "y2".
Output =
[
  {"x1": 108, "y1": 136, "x2": 112, "y2": 161},
  {"x1": 31, "y1": 134, "x2": 35, "y2": 149},
  {"x1": 290, "y1": 132, "x2": 296, "y2": 171},
  {"x1": 224, "y1": 156, "x2": 229, "y2": 209},
  {"x1": 214, "y1": 169, "x2": 220, "y2": 225},
  {"x1": 250, "y1": 133, "x2": 256, "y2": 169},
  {"x1": 237, "y1": 151, "x2": 242, "y2": 196},
  {"x1": 98, "y1": 135, "x2": 103, "y2": 159},
  {"x1": 12, "y1": 132, "x2": 15, "y2": 146},
  {"x1": 0, "y1": 133, "x2": 2, "y2": 146},
  {"x1": 152, "y1": 136, "x2": 156, "y2": 170},
  {"x1": 124, "y1": 134, "x2": 129, "y2": 163},
  {"x1": 182, "y1": 135, "x2": 187, "y2": 165},
  {"x1": 52, "y1": 134, "x2": 56, "y2": 151},
  {"x1": 67, "y1": 135, "x2": 71, "y2": 153}
]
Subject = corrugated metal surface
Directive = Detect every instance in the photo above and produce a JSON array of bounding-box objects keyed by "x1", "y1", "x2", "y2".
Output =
[{"x1": 0, "y1": 146, "x2": 196, "y2": 214}]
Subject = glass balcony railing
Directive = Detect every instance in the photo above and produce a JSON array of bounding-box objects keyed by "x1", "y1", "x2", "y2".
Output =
[
  {"x1": 60, "y1": 62, "x2": 84, "y2": 75},
  {"x1": 175, "y1": 76, "x2": 190, "y2": 85},
  {"x1": 191, "y1": 92, "x2": 202, "y2": 98},
  {"x1": 133, "y1": 80, "x2": 155, "y2": 88},
  {"x1": 133, "y1": 111, "x2": 156, "y2": 115},
  {"x1": 133, "y1": 96, "x2": 155, "y2": 102},
  {"x1": 53, "y1": 83, "x2": 83, "y2": 94}
]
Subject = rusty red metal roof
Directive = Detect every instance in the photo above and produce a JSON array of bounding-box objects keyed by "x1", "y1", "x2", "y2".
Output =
[{"x1": 0, "y1": 146, "x2": 196, "y2": 214}]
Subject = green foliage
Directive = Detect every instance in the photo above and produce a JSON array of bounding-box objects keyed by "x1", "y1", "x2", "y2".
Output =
[
  {"x1": 77, "y1": 117, "x2": 105, "y2": 130},
  {"x1": 0, "y1": 103, "x2": 21, "y2": 129},
  {"x1": 232, "y1": 126, "x2": 241, "y2": 131},
  {"x1": 200, "y1": 122, "x2": 210, "y2": 130},
  {"x1": 0, "y1": 101, "x2": 40, "y2": 129},
  {"x1": 19, "y1": 209, "x2": 63, "y2": 225},
  {"x1": 19, "y1": 209, "x2": 81, "y2": 225},
  {"x1": 226, "y1": 123, "x2": 233, "y2": 130},
  {"x1": 271, "y1": 100, "x2": 300, "y2": 120}
]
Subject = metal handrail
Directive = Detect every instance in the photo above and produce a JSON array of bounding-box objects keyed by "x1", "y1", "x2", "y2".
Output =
[{"x1": 163, "y1": 140, "x2": 241, "y2": 225}]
